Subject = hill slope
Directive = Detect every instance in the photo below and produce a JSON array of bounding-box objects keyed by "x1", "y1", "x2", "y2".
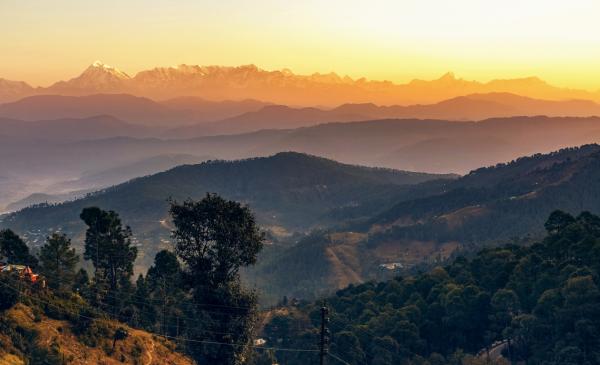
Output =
[
  {"x1": 0, "y1": 303, "x2": 193, "y2": 365},
  {"x1": 260, "y1": 210, "x2": 600, "y2": 365},
  {"x1": 246, "y1": 145, "x2": 600, "y2": 300},
  {"x1": 369, "y1": 144, "x2": 600, "y2": 244},
  {"x1": 0, "y1": 152, "x2": 451, "y2": 269}
]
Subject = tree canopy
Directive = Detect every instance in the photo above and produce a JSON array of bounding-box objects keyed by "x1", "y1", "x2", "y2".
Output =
[
  {"x1": 170, "y1": 194, "x2": 264, "y2": 365},
  {"x1": 80, "y1": 207, "x2": 137, "y2": 313},
  {"x1": 0, "y1": 229, "x2": 38, "y2": 267},
  {"x1": 262, "y1": 210, "x2": 600, "y2": 365},
  {"x1": 39, "y1": 233, "x2": 79, "y2": 291}
]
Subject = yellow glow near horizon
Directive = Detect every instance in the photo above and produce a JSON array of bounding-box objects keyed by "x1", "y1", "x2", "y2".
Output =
[{"x1": 1, "y1": 0, "x2": 600, "y2": 89}]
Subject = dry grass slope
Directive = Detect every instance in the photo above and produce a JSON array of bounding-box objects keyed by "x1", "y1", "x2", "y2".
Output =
[{"x1": 1, "y1": 304, "x2": 194, "y2": 365}]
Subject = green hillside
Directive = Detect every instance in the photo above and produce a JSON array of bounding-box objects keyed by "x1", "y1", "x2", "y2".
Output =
[
  {"x1": 368, "y1": 144, "x2": 600, "y2": 245},
  {"x1": 0, "y1": 152, "x2": 451, "y2": 270},
  {"x1": 259, "y1": 210, "x2": 600, "y2": 365},
  {"x1": 247, "y1": 144, "x2": 600, "y2": 302}
]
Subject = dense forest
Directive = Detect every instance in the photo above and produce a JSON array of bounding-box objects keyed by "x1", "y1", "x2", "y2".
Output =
[{"x1": 259, "y1": 210, "x2": 600, "y2": 365}]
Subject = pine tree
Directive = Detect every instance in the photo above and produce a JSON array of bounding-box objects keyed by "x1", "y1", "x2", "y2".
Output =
[
  {"x1": 39, "y1": 233, "x2": 79, "y2": 291},
  {"x1": 0, "y1": 229, "x2": 38, "y2": 267},
  {"x1": 80, "y1": 207, "x2": 137, "y2": 314},
  {"x1": 170, "y1": 194, "x2": 264, "y2": 365}
]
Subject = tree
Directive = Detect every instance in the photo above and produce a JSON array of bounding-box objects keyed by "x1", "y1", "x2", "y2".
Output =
[
  {"x1": 80, "y1": 207, "x2": 137, "y2": 312},
  {"x1": 146, "y1": 250, "x2": 182, "y2": 336},
  {"x1": 0, "y1": 229, "x2": 37, "y2": 267},
  {"x1": 146, "y1": 250, "x2": 181, "y2": 286},
  {"x1": 38, "y1": 233, "x2": 79, "y2": 291},
  {"x1": 170, "y1": 194, "x2": 264, "y2": 365},
  {"x1": 544, "y1": 210, "x2": 575, "y2": 234},
  {"x1": 170, "y1": 195, "x2": 264, "y2": 287},
  {"x1": 331, "y1": 331, "x2": 366, "y2": 364},
  {"x1": 112, "y1": 327, "x2": 129, "y2": 353},
  {"x1": 132, "y1": 274, "x2": 157, "y2": 330},
  {"x1": 0, "y1": 272, "x2": 19, "y2": 310}
]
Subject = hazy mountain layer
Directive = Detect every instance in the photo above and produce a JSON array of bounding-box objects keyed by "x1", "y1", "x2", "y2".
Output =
[
  {"x1": 2, "y1": 115, "x2": 600, "y2": 211},
  {"x1": 168, "y1": 92, "x2": 600, "y2": 137}
]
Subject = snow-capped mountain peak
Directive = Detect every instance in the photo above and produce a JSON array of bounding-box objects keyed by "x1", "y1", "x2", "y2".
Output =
[
  {"x1": 44, "y1": 61, "x2": 131, "y2": 93},
  {"x1": 85, "y1": 61, "x2": 130, "y2": 80}
]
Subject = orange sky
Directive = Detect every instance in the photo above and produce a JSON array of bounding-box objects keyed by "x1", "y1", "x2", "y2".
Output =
[{"x1": 2, "y1": 0, "x2": 600, "y2": 89}]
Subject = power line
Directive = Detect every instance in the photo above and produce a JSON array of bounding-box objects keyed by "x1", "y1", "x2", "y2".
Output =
[
  {"x1": 161, "y1": 333, "x2": 319, "y2": 353},
  {"x1": 36, "y1": 269, "x2": 255, "y2": 312},
  {"x1": 0, "y1": 280, "x2": 319, "y2": 356},
  {"x1": 51, "y1": 266, "x2": 256, "y2": 310},
  {"x1": 0, "y1": 280, "x2": 209, "y2": 337},
  {"x1": 31, "y1": 281, "x2": 258, "y2": 339},
  {"x1": 328, "y1": 352, "x2": 353, "y2": 365}
]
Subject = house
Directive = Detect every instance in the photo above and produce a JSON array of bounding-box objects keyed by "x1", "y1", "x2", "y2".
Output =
[
  {"x1": 379, "y1": 262, "x2": 404, "y2": 270},
  {"x1": 1, "y1": 263, "x2": 40, "y2": 283},
  {"x1": 253, "y1": 338, "x2": 267, "y2": 346}
]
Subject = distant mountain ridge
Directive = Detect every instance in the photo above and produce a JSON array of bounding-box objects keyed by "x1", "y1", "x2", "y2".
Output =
[
  {"x1": 0, "y1": 115, "x2": 149, "y2": 141},
  {"x1": 4, "y1": 114, "x2": 600, "y2": 217},
  {"x1": 167, "y1": 92, "x2": 600, "y2": 137},
  {"x1": 0, "y1": 94, "x2": 268, "y2": 126},
  {"x1": 2, "y1": 61, "x2": 600, "y2": 105},
  {"x1": 3, "y1": 91, "x2": 600, "y2": 131}
]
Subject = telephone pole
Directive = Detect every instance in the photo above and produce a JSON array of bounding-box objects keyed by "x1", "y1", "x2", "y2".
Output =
[{"x1": 319, "y1": 305, "x2": 330, "y2": 365}]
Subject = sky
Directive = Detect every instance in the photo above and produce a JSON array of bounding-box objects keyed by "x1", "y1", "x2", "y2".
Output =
[{"x1": 2, "y1": 0, "x2": 600, "y2": 89}]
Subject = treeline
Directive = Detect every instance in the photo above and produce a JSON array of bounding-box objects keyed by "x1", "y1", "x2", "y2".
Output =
[
  {"x1": 260, "y1": 210, "x2": 600, "y2": 365},
  {"x1": 0, "y1": 193, "x2": 264, "y2": 365}
]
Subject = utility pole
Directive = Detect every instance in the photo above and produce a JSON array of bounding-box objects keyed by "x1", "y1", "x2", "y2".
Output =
[{"x1": 319, "y1": 305, "x2": 330, "y2": 365}]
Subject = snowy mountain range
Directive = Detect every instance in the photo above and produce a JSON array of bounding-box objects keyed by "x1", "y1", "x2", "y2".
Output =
[{"x1": 2, "y1": 61, "x2": 600, "y2": 105}]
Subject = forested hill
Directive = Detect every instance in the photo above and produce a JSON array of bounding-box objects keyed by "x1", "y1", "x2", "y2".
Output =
[
  {"x1": 367, "y1": 144, "x2": 600, "y2": 245},
  {"x1": 248, "y1": 145, "x2": 600, "y2": 302},
  {"x1": 260, "y1": 210, "x2": 600, "y2": 365},
  {"x1": 0, "y1": 152, "x2": 452, "y2": 267}
]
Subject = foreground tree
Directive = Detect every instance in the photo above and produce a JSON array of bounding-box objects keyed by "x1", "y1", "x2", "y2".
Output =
[
  {"x1": 544, "y1": 210, "x2": 575, "y2": 234},
  {"x1": 170, "y1": 194, "x2": 264, "y2": 365},
  {"x1": 80, "y1": 207, "x2": 137, "y2": 313},
  {"x1": 38, "y1": 233, "x2": 79, "y2": 291},
  {"x1": 0, "y1": 229, "x2": 38, "y2": 267},
  {"x1": 146, "y1": 250, "x2": 181, "y2": 285},
  {"x1": 146, "y1": 250, "x2": 183, "y2": 336},
  {"x1": 0, "y1": 272, "x2": 19, "y2": 310}
]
